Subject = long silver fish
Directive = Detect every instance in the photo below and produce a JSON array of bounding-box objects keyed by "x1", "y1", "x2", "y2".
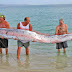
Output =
[{"x1": 0, "y1": 28, "x2": 72, "y2": 43}]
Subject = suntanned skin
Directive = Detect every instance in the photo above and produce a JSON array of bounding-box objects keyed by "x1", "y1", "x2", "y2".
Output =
[
  {"x1": 17, "y1": 17, "x2": 49, "y2": 59},
  {"x1": 17, "y1": 17, "x2": 32, "y2": 59},
  {"x1": 55, "y1": 19, "x2": 68, "y2": 53},
  {"x1": 0, "y1": 17, "x2": 10, "y2": 54}
]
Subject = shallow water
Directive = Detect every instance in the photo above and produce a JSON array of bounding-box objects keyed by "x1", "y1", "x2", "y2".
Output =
[
  {"x1": 1, "y1": 50, "x2": 72, "y2": 72},
  {"x1": 0, "y1": 40, "x2": 72, "y2": 72}
]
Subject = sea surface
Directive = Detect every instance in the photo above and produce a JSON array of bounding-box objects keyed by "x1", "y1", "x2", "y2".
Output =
[{"x1": 0, "y1": 4, "x2": 72, "y2": 72}]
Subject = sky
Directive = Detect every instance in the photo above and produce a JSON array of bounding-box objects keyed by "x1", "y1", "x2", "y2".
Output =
[{"x1": 0, "y1": 0, "x2": 72, "y2": 5}]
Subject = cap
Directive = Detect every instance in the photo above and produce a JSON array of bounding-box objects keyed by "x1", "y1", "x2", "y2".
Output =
[{"x1": 0, "y1": 15, "x2": 3, "y2": 18}]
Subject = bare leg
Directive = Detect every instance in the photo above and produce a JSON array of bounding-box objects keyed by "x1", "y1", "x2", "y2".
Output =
[
  {"x1": 6, "y1": 48, "x2": 8, "y2": 55},
  {"x1": 17, "y1": 47, "x2": 21, "y2": 59},
  {"x1": 0, "y1": 48, "x2": 1, "y2": 52},
  {"x1": 26, "y1": 47, "x2": 29, "y2": 55},
  {"x1": 0, "y1": 48, "x2": 2, "y2": 54},
  {"x1": 63, "y1": 48, "x2": 66, "y2": 53},
  {"x1": 58, "y1": 49, "x2": 60, "y2": 52}
]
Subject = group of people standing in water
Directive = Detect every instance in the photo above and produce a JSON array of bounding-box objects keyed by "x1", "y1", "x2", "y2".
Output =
[{"x1": 0, "y1": 14, "x2": 68, "y2": 59}]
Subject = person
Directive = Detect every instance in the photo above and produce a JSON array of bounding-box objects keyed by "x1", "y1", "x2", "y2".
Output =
[
  {"x1": 17, "y1": 17, "x2": 49, "y2": 59},
  {"x1": 0, "y1": 15, "x2": 10, "y2": 54},
  {"x1": 55, "y1": 19, "x2": 68, "y2": 53},
  {"x1": 17, "y1": 17, "x2": 32, "y2": 59}
]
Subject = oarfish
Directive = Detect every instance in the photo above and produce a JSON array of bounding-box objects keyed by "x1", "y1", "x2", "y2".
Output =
[{"x1": 0, "y1": 28, "x2": 72, "y2": 43}]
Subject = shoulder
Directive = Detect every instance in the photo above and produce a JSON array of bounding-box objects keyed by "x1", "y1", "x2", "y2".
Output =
[
  {"x1": 56, "y1": 25, "x2": 59, "y2": 29},
  {"x1": 4, "y1": 21, "x2": 10, "y2": 27},
  {"x1": 4, "y1": 21, "x2": 10, "y2": 28},
  {"x1": 17, "y1": 23, "x2": 20, "y2": 26},
  {"x1": 64, "y1": 24, "x2": 68, "y2": 28},
  {"x1": 64, "y1": 24, "x2": 67, "y2": 27},
  {"x1": 4, "y1": 21, "x2": 9, "y2": 25},
  {"x1": 17, "y1": 22, "x2": 20, "y2": 29}
]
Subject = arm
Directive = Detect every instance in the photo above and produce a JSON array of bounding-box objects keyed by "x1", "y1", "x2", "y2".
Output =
[
  {"x1": 5, "y1": 22, "x2": 10, "y2": 29},
  {"x1": 1, "y1": 21, "x2": 10, "y2": 39},
  {"x1": 65, "y1": 24, "x2": 71, "y2": 34},
  {"x1": 17, "y1": 23, "x2": 20, "y2": 29},
  {"x1": 66, "y1": 24, "x2": 68, "y2": 34},
  {"x1": 55, "y1": 26, "x2": 59, "y2": 35},
  {"x1": 29, "y1": 24, "x2": 32, "y2": 31}
]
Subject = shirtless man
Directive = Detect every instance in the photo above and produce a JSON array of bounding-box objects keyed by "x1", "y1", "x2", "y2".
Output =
[
  {"x1": 55, "y1": 19, "x2": 68, "y2": 53},
  {"x1": 0, "y1": 15, "x2": 10, "y2": 54},
  {"x1": 17, "y1": 17, "x2": 32, "y2": 59}
]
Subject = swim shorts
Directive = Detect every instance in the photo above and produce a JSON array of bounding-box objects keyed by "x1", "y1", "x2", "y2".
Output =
[
  {"x1": 17, "y1": 40, "x2": 30, "y2": 48},
  {"x1": 56, "y1": 41, "x2": 68, "y2": 49},
  {"x1": 0, "y1": 38, "x2": 8, "y2": 48}
]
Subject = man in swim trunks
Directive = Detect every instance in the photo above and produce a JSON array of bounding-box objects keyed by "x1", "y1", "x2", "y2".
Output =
[
  {"x1": 55, "y1": 19, "x2": 68, "y2": 53},
  {"x1": 17, "y1": 17, "x2": 32, "y2": 59},
  {"x1": 17, "y1": 17, "x2": 49, "y2": 59},
  {"x1": 0, "y1": 15, "x2": 10, "y2": 54}
]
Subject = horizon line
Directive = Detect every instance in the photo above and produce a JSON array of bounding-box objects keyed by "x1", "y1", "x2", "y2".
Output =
[{"x1": 0, "y1": 4, "x2": 72, "y2": 5}]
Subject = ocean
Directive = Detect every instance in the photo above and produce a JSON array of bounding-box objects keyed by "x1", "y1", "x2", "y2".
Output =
[{"x1": 0, "y1": 4, "x2": 72, "y2": 72}]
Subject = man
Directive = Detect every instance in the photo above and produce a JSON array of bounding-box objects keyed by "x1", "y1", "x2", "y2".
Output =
[
  {"x1": 55, "y1": 19, "x2": 68, "y2": 53},
  {"x1": 17, "y1": 17, "x2": 32, "y2": 59},
  {"x1": 17, "y1": 17, "x2": 49, "y2": 59},
  {"x1": 0, "y1": 15, "x2": 10, "y2": 54}
]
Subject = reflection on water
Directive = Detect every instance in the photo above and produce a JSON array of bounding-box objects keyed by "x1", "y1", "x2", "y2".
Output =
[
  {"x1": 56, "y1": 53, "x2": 67, "y2": 69},
  {"x1": 17, "y1": 55, "x2": 30, "y2": 69},
  {"x1": 0, "y1": 54, "x2": 10, "y2": 66},
  {"x1": 0, "y1": 53, "x2": 72, "y2": 72}
]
